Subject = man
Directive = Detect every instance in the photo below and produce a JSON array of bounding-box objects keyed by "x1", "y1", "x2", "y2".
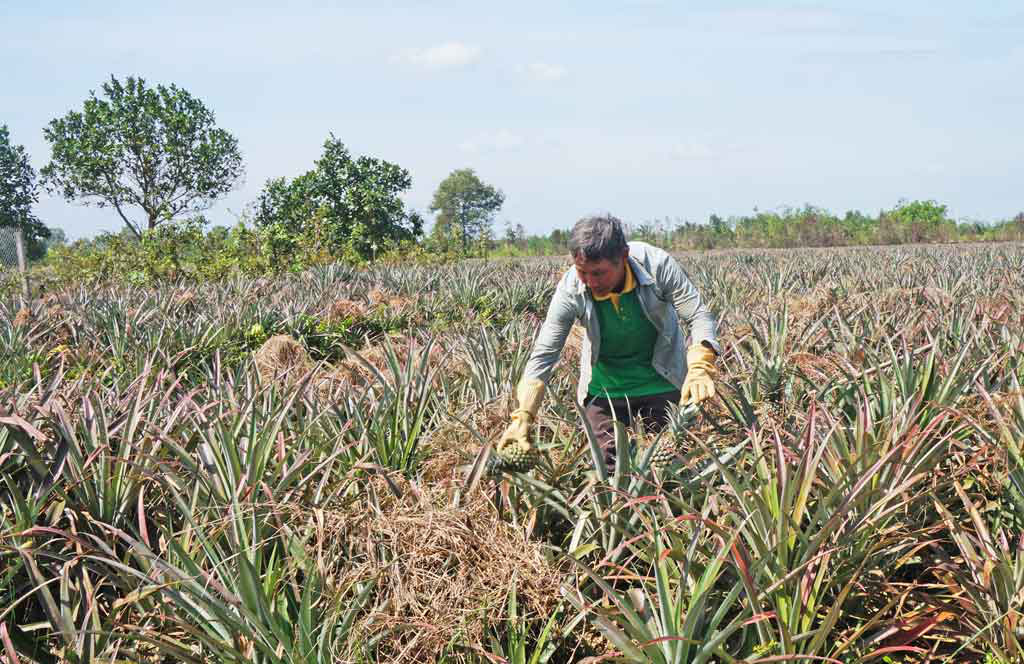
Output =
[{"x1": 496, "y1": 214, "x2": 720, "y2": 471}]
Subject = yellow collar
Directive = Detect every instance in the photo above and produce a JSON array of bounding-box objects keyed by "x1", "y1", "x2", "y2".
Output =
[{"x1": 591, "y1": 262, "x2": 635, "y2": 313}]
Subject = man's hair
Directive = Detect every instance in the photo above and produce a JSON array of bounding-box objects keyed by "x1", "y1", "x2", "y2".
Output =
[{"x1": 569, "y1": 214, "x2": 628, "y2": 262}]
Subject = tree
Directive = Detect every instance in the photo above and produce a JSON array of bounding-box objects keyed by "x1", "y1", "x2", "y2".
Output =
[
  {"x1": 253, "y1": 136, "x2": 422, "y2": 258},
  {"x1": 503, "y1": 220, "x2": 526, "y2": 248},
  {"x1": 1, "y1": 125, "x2": 50, "y2": 273},
  {"x1": 1, "y1": 125, "x2": 49, "y2": 241},
  {"x1": 880, "y1": 199, "x2": 953, "y2": 244},
  {"x1": 708, "y1": 214, "x2": 728, "y2": 234},
  {"x1": 43, "y1": 226, "x2": 67, "y2": 248},
  {"x1": 429, "y1": 169, "x2": 504, "y2": 253},
  {"x1": 549, "y1": 228, "x2": 570, "y2": 253},
  {"x1": 42, "y1": 75, "x2": 244, "y2": 237}
]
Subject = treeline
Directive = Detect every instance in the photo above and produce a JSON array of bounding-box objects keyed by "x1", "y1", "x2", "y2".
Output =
[
  {"x1": 25, "y1": 198, "x2": 1022, "y2": 288},
  {"x1": 493, "y1": 201, "x2": 1024, "y2": 257},
  {"x1": 660, "y1": 202, "x2": 1024, "y2": 250},
  {"x1": 4, "y1": 74, "x2": 1023, "y2": 288}
]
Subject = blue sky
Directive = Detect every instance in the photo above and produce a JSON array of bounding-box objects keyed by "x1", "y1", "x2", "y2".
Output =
[{"x1": 3, "y1": 1, "x2": 1023, "y2": 240}]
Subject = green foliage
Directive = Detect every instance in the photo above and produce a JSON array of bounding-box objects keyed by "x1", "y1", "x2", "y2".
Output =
[
  {"x1": 484, "y1": 200, "x2": 1019, "y2": 256},
  {"x1": 879, "y1": 199, "x2": 955, "y2": 244},
  {"x1": 604, "y1": 201, "x2": 1024, "y2": 253},
  {"x1": 0, "y1": 125, "x2": 49, "y2": 245},
  {"x1": 41, "y1": 75, "x2": 244, "y2": 236},
  {"x1": 253, "y1": 136, "x2": 422, "y2": 260},
  {"x1": 43, "y1": 217, "x2": 275, "y2": 284},
  {"x1": 428, "y1": 168, "x2": 505, "y2": 254},
  {"x1": 485, "y1": 584, "x2": 563, "y2": 664}
]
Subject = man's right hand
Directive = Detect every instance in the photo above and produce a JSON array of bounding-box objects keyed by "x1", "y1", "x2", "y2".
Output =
[
  {"x1": 494, "y1": 379, "x2": 545, "y2": 472},
  {"x1": 499, "y1": 411, "x2": 532, "y2": 448},
  {"x1": 495, "y1": 411, "x2": 538, "y2": 471}
]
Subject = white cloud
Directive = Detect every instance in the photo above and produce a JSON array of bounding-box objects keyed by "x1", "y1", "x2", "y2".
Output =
[
  {"x1": 394, "y1": 42, "x2": 481, "y2": 70},
  {"x1": 459, "y1": 129, "x2": 525, "y2": 153},
  {"x1": 521, "y1": 62, "x2": 568, "y2": 82}
]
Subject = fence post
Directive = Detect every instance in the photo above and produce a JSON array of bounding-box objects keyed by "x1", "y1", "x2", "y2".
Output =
[{"x1": 14, "y1": 227, "x2": 29, "y2": 301}]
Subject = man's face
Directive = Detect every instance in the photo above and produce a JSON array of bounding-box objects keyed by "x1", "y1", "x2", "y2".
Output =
[{"x1": 573, "y1": 252, "x2": 628, "y2": 297}]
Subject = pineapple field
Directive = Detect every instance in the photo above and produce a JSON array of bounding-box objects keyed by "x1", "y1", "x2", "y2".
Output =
[{"x1": 2, "y1": 242, "x2": 1024, "y2": 663}]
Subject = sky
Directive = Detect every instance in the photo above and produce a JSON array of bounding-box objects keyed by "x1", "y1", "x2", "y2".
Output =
[{"x1": 2, "y1": 1, "x2": 1023, "y2": 240}]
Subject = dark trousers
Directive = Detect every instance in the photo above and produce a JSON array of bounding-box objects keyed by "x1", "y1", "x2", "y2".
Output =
[{"x1": 583, "y1": 390, "x2": 680, "y2": 467}]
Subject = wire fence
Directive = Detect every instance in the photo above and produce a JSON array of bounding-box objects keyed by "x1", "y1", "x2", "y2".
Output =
[
  {"x1": 0, "y1": 226, "x2": 19, "y2": 268},
  {"x1": 0, "y1": 226, "x2": 30, "y2": 299}
]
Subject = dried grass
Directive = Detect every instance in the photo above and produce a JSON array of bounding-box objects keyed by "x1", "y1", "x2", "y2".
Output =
[
  {"x1": 976, "y1": 294, "x2": 1019, "y2": 324},
  {"x1": 170, "y1": 288, "x2": 197, "y2": 310},
  {"x1": 307, "y1": 476, "x2": 564, "y2": 663},
  {"x1": 848, "y1": 286, "x2": 954, "y2": 311},
  {"x1": 419, "y1": 396, "x2": 512, "y2": 486},
  {"x1": 331, "y1": 335, "x2": 461, "y2": 388},
  {"x1": 326, "y1": 290, "x2": 419, "y2": 326},
  {"x1": 368, "y1": 287, "x2": 416, "y2": 313},
  {"x1": 255, "y1": 333, "x2": 467, "y2": 405},
  {"x1": 253, "y1": 335, "x2": 314, "y2": 385},
  {"x1": 12, "y1": 307, "x2": 32, "y2": 328},
  {"x1": 789, "y1": 351, "x2": 847, "y2": 382},
  {"x1": 331, "y1": 336, "x2": 419, "y2": 386},
  {"x1": 787, "y1": 288, "x2": 835, "y2": 324},
  {"x1": 327, "y1": 298, "x2": 369, "y2": 322}
]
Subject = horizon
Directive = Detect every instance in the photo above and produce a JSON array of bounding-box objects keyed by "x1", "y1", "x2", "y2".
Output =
[{"x1": 4, "y1": 1, "x2": 1022, "y2": 241}]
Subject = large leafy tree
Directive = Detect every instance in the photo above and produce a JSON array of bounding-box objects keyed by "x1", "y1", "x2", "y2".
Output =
[
  {"x1": 1, "y1": 124, "x2": 50, "y2": 265},
  {"x1": 42, "y1": 75, "x2": 244, "y2": 237},
  {"x1": 429, "y1": 168, "x2": 504, "y2": 253},
  {"x1": 253, "y1": 136, "x2": 423, "y2": 258},
  {"x1": 879, "y1": 199, "x2": 954, "y2": 243}
]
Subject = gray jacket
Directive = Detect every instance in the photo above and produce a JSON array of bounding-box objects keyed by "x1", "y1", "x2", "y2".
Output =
[{"x1": 523, "y1": 241, "x2": 719, "y2": 404}]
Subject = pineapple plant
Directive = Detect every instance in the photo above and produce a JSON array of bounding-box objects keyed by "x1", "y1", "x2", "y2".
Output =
[
  {"x1": 756, "y1": 360, "x2": 792, "y2": 423},
  {"x1": 748, "y1": 306, "x2": 795, "y2": 426}
]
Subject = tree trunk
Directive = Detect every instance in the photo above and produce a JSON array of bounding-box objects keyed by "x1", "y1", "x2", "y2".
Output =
[{"x1": 14, "y1": 227, "x2": 29, "y2": 301}]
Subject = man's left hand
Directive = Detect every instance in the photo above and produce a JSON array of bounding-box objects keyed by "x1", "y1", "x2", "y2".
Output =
[{"x1": 680, "y1": 342, "x2": 717, "y2": 406}]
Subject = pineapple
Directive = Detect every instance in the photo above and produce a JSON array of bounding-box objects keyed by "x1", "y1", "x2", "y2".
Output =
[
  {"x1": 763, "y1": 388, "x2": 787, "y2": 422},
  {"x1": 495, "y1": 440, "x2": 541, "y2": 473},
  {"x1": 650, "y1": 437, "x2": 678, "y2": 471}
]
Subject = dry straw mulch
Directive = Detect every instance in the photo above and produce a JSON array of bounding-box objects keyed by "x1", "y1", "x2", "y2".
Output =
[
  {"x1": 12, "y1": 306, "x2": 38, "y2": 328},
  {"x1": 419, "y1": 395, "x2": 510, "y2": 487},
  {"x1": 326, "y1": 297, "x2": 369, "y2": 323},
  {"x1": 253, "y1": 333, "x2": 464, "y2": 401},
  {"x1": 305, "y1": 476, "x2": 565, "y2": 663},
  {"x1": 786, "y1": 287, "x2": 837, "y2": 324},
  {"x1": 367, "y1": 287, "x2": 416, "y2": 312},
  {"x1": 253, "y1": 334, "x2": 313, "y2": 384},
  {"x1": 326, "y1": 289, "x2": 420, "y2": 325}
]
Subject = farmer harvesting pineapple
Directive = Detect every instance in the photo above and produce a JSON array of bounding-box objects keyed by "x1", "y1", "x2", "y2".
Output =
[{"x1": 496, "y1": 214, "x2": 720, "y2": 472}]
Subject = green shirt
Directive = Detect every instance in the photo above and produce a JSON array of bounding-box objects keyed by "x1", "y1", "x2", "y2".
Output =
[{"x1": 587, "y1": 289, "x2": 677, "y2": 399}]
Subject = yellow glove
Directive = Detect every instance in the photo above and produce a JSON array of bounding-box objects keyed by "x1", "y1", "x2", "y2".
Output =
[
  {"x1": 496, "y1": 378, "x2": 545, "y2": 471},
  {"x1": 680, "y1": 343, "x2": 717, "y2": 406}
]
